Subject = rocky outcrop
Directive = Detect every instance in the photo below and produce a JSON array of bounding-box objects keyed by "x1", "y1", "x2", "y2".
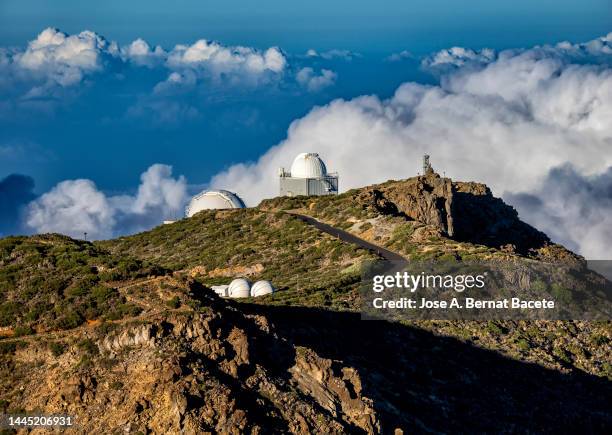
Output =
[
  {"x1": 359, "y1": 173, "x2": 454, "y2": 236},
  {"x1": 3, "y1": 285, "x2": 380, "y2": 434},
  {"x1": 1, "y1": 272, "x2": 610, "y2": 434},
  {"x1": 356, "y1": 172, "x2": 571, "y2": 257},
  {"x1": 290, "y1": 347, "x2": 380, "y2": 433}
]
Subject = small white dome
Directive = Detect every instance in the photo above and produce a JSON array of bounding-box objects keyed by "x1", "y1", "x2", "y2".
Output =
[
  {"x1": 228, "y1": 278, "x2": 251, "y2": 298},
  {"x1": 186, "y1": 189, "x2": 245, "y2": 217},
  {"x1": 290, "y1": 153, "x2": 328, "y2": 178},
  {"x1": 251, "y1": 280, "x2": 274, "y2": 297},
  {"x1": 211, "y1": 284, "x2": 230, "y2": 297}
]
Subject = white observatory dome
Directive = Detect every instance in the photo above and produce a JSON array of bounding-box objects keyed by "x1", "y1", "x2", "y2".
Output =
[
  {"x1": 228, "y1": 278, "x2": 251, "y2": 298},
  {"x1": 251, "y1": 280, "x2": 275, "y2": 297},
  {"x1": 186, "y1": 189, "x2": 245, "y2": 217},
  {"x1": 290, "y1": 153, "x2": 328, "y2": 178}
]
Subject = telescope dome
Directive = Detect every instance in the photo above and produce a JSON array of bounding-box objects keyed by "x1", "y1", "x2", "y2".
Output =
[
  {"x1": 290, "y1": 153, "x2": 328, "y2": 178},
  {"x1": 228, "y1": 278, "x2": 251, "y2": 298},
  {"x1": 251, "y1": 280, "x2": 274, "y2": 297},
  {"x1": 186, "y1": 189, "x2": 245, "y2": 217}
]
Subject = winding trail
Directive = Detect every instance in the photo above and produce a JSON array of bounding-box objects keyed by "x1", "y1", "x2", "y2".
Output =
[{"x1": 287, "y1": 211, "x2": 407, "y2": 265}]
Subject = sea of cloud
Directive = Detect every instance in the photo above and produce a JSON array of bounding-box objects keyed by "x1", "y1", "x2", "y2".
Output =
[
  {"x1": 4, "y1": 29, "x2": 612, "y2": 258},
  {"x1": 210, "y1": 33, "x2": 612, "y2": 258}
]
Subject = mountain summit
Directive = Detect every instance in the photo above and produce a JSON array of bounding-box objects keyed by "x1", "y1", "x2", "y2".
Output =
[{"x1": 0, "y1": 174, "x2": 609, "y2": 433}]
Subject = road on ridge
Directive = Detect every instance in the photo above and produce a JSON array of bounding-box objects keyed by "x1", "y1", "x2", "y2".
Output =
[{"x1": 288, "y1": 212, "x2": 407, "y2": 265}]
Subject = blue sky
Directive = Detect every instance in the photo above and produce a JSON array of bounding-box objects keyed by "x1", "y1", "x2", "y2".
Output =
[
  {"x1": 1, "y1": 0, "x2": 609, "y2": 191},
  {"x1": 1, "y1": 1, "x2": 612, "y2": 257},
  {"x1": 0, "y1": 0, "x2": 611, "y2": 54},
  {"x1": 1, "y1": 1, "x2": 610, "y2": 52}
]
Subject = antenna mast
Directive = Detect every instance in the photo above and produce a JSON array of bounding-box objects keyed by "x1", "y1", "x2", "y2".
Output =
[{"x1": 423, "y1": 154, "x2": 433, "y2": 175}]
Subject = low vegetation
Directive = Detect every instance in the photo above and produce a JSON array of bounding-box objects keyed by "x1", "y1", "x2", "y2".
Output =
[
  {"x1": 99, "y1": 209, "x2": 377, "y2": 309},
  {"x1": 0, "y1": 178, "x2": 610, "y2": 383},
  {"x1": 0, "y1": 234, "x2": 160, "y2": 332}
]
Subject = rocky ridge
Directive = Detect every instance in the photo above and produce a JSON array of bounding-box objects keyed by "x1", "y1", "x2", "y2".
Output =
[{"x1": 0, "y1": 173, "x2": 610, "y2": 433}]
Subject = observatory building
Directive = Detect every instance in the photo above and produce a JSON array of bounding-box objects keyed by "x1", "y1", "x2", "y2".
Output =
[
  {"x1": 185, "y1": 189, "x2": 246, "y2": 217},
  {"x1": 211, "y1": 279, "x2": 275, "y2": 298},
  {"x1": 278, "y1": 153, "x2": 338, "y2": 197}
]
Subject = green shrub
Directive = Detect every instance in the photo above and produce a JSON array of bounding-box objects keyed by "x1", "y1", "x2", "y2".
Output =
[
  {"x1": 77, "y1": 338, "x2": 99, "y2": 356},
  {"x1": 486, "y1": 321, "x2": 504, "y2": 336},
  {"x1": 49, "y1": 341, "x2": 66, "y2": 357},
  {"x1": 55, "y1": 310, "x2": 84, "y2": 330},
  {"x1": 551, "y1": 284, "x2": 573, "y2": 304},
  {"x1": 110, "y1": 380, "x2": 124, "y2": 390},
  {"x1": 13, "y1": 326, "x2": 34, "y2": 337},
  {"x1": 167, "y1": 296, "x2": 181, "y2": 309},
  {"x1": 516, "y1": 338, "x2": 530, "y2": 352},
  {"x1": 0, "y1": 340, "x2": 26, "y2": 355},
  {"x1": 553, "y1": 347, "x2": 572, "y2": 364},
  {"x1": 0, "y1": 302, "x2": 20, "y2": 327}
]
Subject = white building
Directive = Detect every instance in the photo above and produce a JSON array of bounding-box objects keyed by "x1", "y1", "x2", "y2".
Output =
[
  {"x1": 185, "y1": 189, "x2": 246, "y2": 217},
  {"x1": 279, "y1": 153, "x2": 338, "y2": 197},
  {"x1": 211, "y1": 279, "x2": 275, "y2": 298},
  {"x1": 251, "y1": 280, "x2": 275, "y2": 297},
  {"x1": 228, "y1": 278, "x2": 251, "y2": 298}
]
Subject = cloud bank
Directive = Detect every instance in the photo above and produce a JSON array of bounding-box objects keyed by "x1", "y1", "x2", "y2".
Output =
[
  {"x1": 422, "y1": 32, "x2": 612, "y2": 73},
  {"x1": 25, "y1": 164, "x2": 188, "y2": 240},
  {"x1": 6, "y1": 30, "x2": 612, "y2": 257},
  {"x1": 505, "y1": 165, "x2": 612, "y2": 259},
  {"x1": 210, "y1": 32, "x2": 612, "y2": 258},
  {"x1": 0, "y1": 28, "x2": 342, "y2": 122},
  {"x1": 296, "y1": 67, "x2": 337, "y2": 92},
  {"x1": 0, "y1": 27, "x2": 346, "y2": 110}
]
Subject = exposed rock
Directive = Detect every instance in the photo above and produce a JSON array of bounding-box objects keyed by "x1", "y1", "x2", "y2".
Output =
[
  {"x1": 356, "y1": 172, "x2": 582, "y2": 260},
  {"x1": 101, "y1": 324, "x2": 157, "y2": 353},
  {"x1": 290, "y1": 347, "x2": 381, "y2": 433}
]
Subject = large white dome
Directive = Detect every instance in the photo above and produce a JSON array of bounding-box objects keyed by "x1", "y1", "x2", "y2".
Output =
[
  {"x1": 290, "y1": 153, "x2": 328, "y2": 178},
  {"x1": 186, "y1": 189, "x2": 245, "y2": 217},
  {"x1": 251, "y1": 280, "x2": 274, "y2": 297},
  {"x1": 228, "y1": 278, "x2": 251, "y2": 298}
]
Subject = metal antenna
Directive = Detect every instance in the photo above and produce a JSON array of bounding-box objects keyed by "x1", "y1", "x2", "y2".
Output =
[{"x1": 423, "y1": 154, "x2": 432, "y2": 175}]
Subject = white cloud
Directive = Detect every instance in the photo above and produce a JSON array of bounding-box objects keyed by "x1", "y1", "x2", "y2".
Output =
[
  {"x1": 296, "y1": 67, "x2": 337, "y2": 92},
  {"x1": 26, "y1": 179, "x2": 116, "y2": 239},
  {"x1": 0, "y1": 28, "x2": 289, "y2": 105},
  {"x1": 15, "y1": 27, "x2": 117, "y2": 87},
  {"x1": 423, "y1": 32, "x2": 612, "y2": 72},
  {"x1": 422, "y1": 46, "x2": 496, "y2": 70},
  {"x1": 129, "y1": 164, "x2": 188, "y2": 214},
  {"x1": 122, "y1": 38, "x2": 166, "y2": 67},
  {"x1": 210, "y1": 33, "x2": 612, "y2": 258},
  {"x1": 152, "y1": 70, "x2": 197, "y2": 95},
  {"x1": 385, "y1": 50, "x2": 414, "y2": 62},
  {"x1": 505, "y1": 165, "x2": 612, "y2": 259},
  {"x1": 26, "y1": 164, "x2": 188, "y2": 239},
  {"x1": 305, "y1": 49, "x2": 360, "y2": 60},
  {"x1": 166, "y1": 40, "x2": 286, "y2": 81},
  {"x1": 549, "y1": 32, "x2": 612, "y2": 59}
]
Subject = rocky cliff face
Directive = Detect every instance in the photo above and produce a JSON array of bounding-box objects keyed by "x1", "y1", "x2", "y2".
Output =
[
  {"x1": 3, "y1": 281, "x2": 610, "y2": 434},
  {"x1": 356, "y1": 172, "x2": 566, "y2": 257},
  {"x1": 1, "y1": 284, "x2": 381, "y2": 434}
]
